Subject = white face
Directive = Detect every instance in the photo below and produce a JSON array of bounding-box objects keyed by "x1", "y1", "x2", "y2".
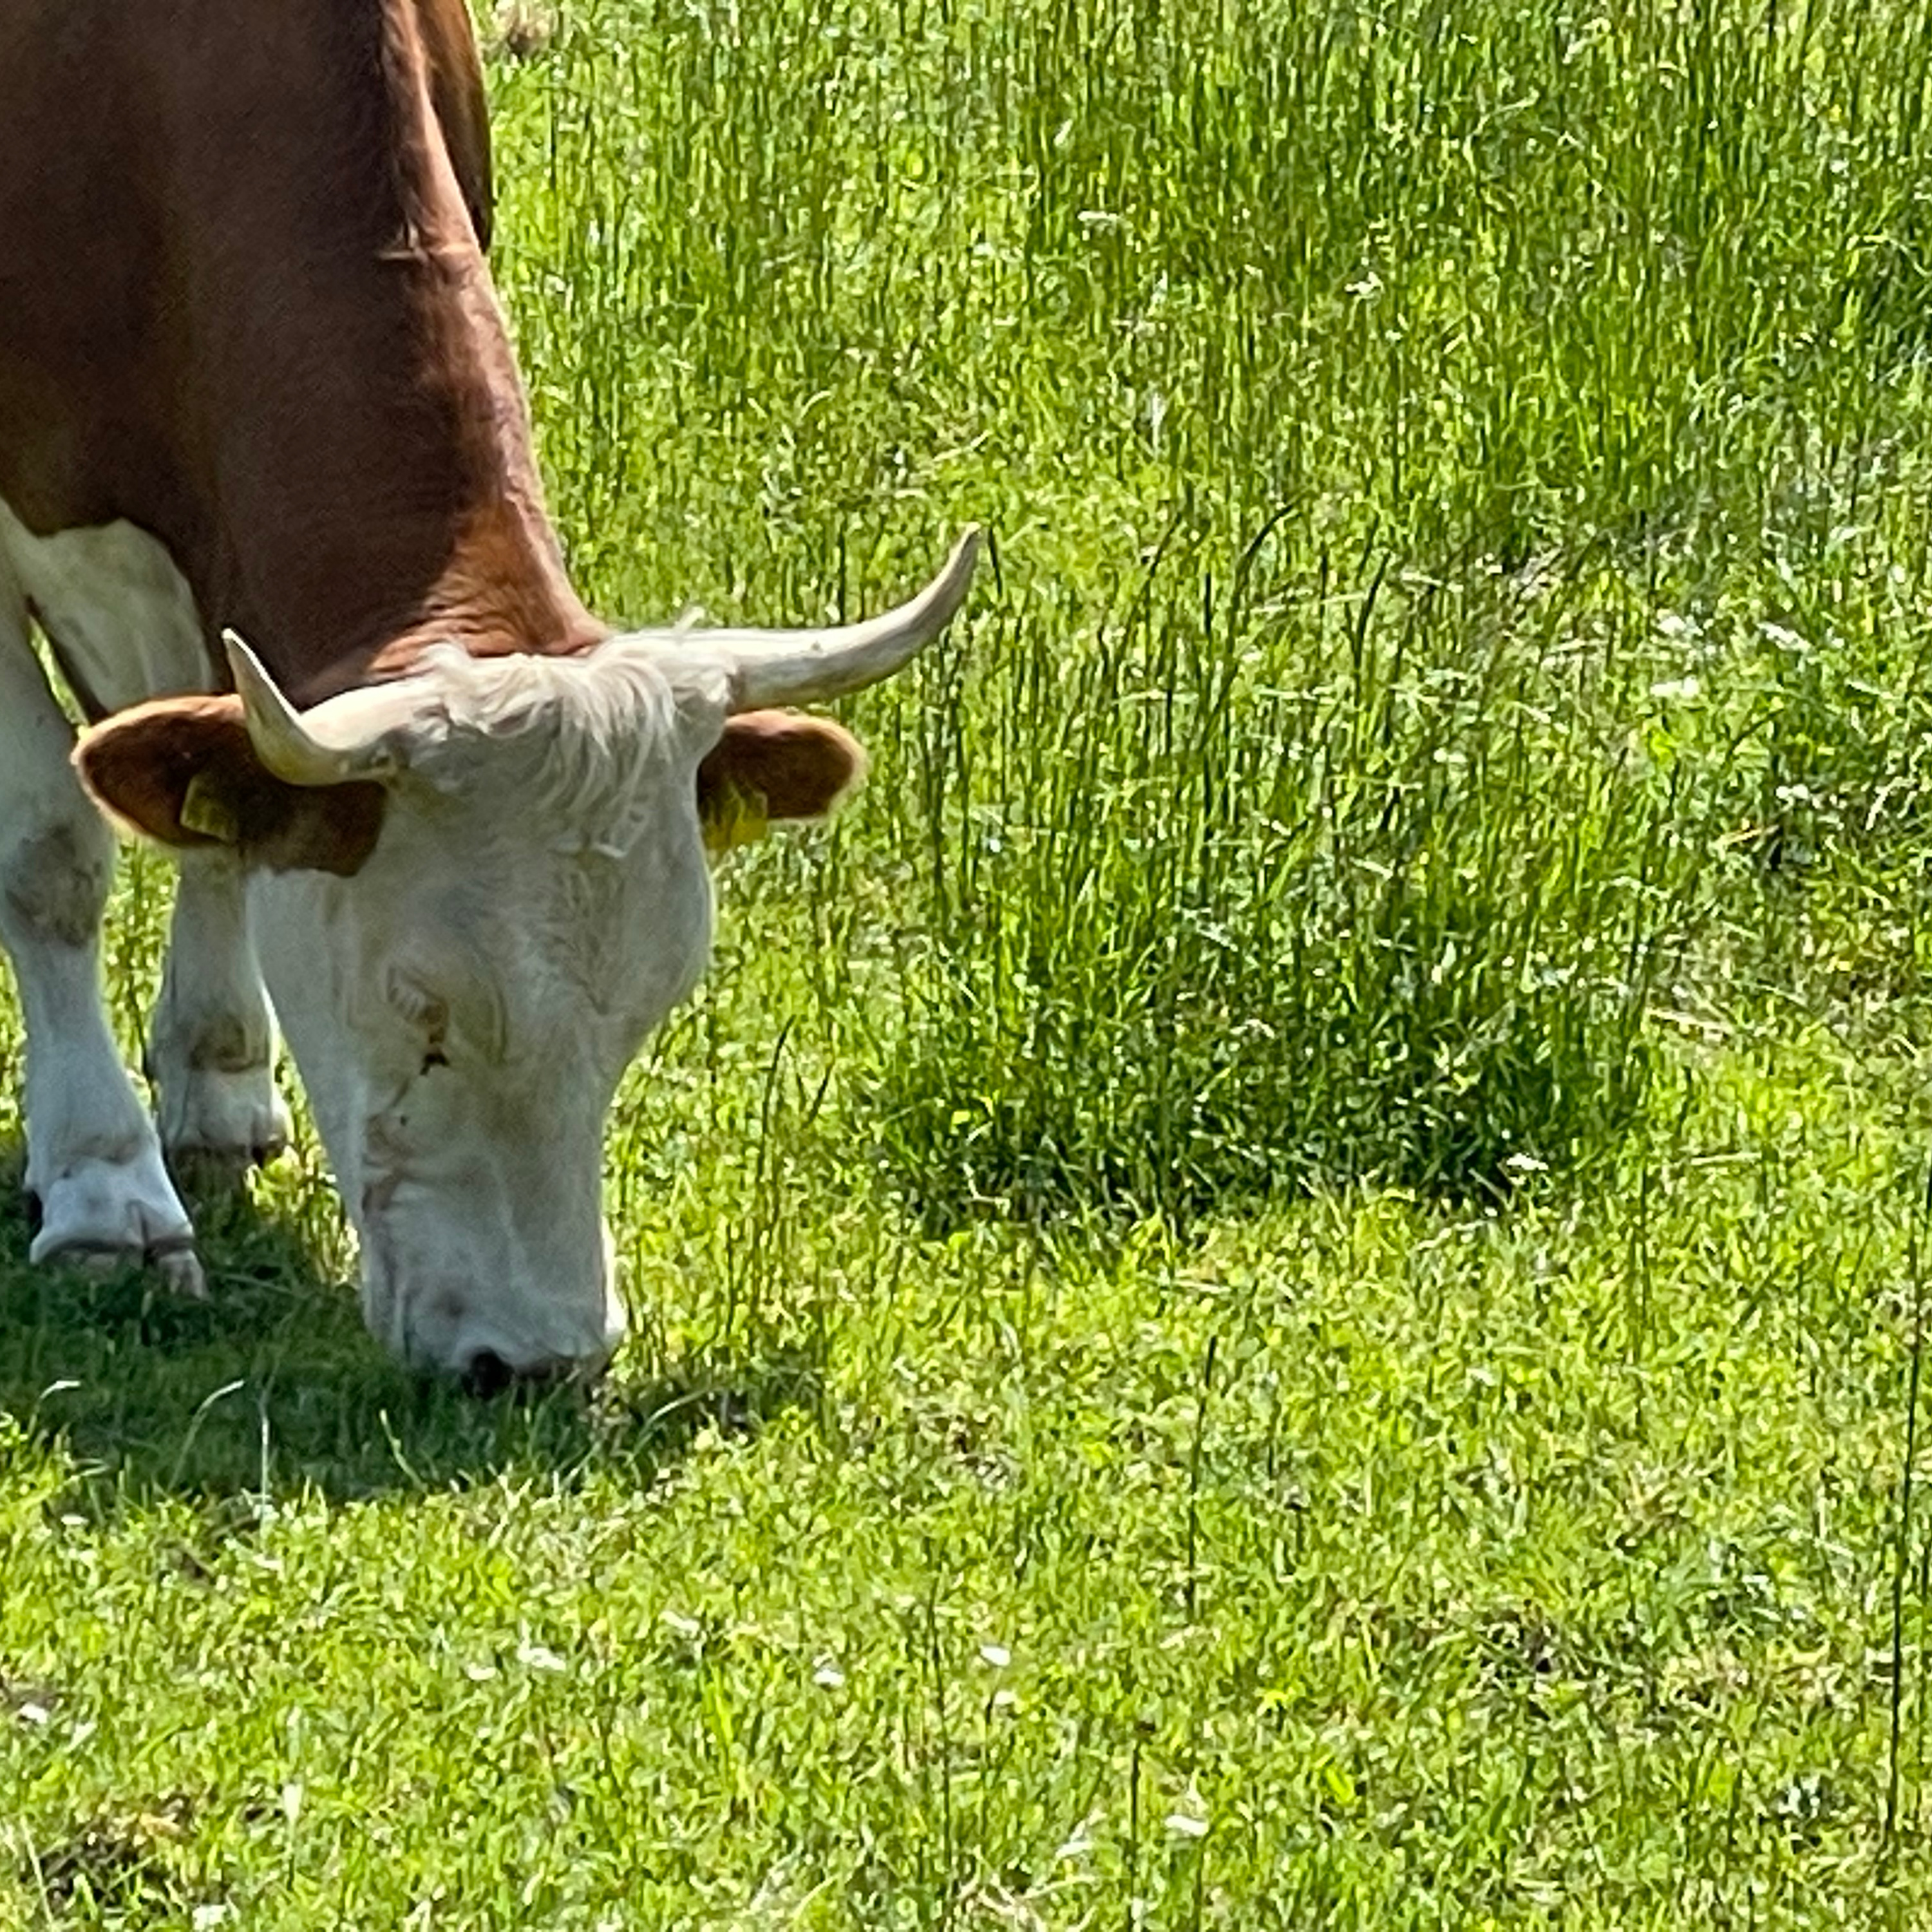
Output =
[{"x1": 248, "y1": 653, "x2": 724, "y2": 1381}]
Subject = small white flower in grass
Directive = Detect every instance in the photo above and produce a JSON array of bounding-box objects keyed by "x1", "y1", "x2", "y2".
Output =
[
  {"x1": 516, "y1": 1641, "x2": 567, "y2": 1673},
  {"x1": 812, "y1": 1660, "x2": 846, "y2": 1690},
  {"x1": 192, "y1": 1907, "x2": 232, "y2": 1930},
  {"x1": 17, "y1": 1702, "x2": 49, "y2": 1727},
  {"x1": 1165, "y1": 1810, "x2": 1209, "y2": 1841},
  {"x1": 1648, "y1": 675, "x2": 1701, "y2": 703},
  {"x1": 1054, "y1": 1824, "x2": 1097, "y2": 1864},
  {"x1": 978, "y1": 1643, "x2": 1010, "y2": 1669}
]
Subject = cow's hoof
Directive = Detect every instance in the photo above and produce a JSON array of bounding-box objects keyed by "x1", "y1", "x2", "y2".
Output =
[
  {"x1": 160, "y1": 1070, "x2": 292, "y2": 1189},
  {"x1": 27, "y1": 1147, "x2": 206, "y2": 1300}
]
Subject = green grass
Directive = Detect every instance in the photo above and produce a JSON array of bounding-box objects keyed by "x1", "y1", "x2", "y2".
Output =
[{"x1": 10, "y1": 0, "x2": 1932, "y2": 1921}]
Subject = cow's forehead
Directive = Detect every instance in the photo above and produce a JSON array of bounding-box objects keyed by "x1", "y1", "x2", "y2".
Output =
[
  {"x1": 296, "y1": 731, "x2": 717, "y2": 1023},
  {"x1": 354, "y1": 638, "x2": 724, "y2": 781}
]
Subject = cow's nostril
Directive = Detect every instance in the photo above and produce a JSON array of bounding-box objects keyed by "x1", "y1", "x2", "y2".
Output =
[
  {"x1": 462, "y1": 1348, "x2": 515, "y2": 1399},
  {"x1": 457, "y1": 1348, "x2": 581, "y2": 1397}
]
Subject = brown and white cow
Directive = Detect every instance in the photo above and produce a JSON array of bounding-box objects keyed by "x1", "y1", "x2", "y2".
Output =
[{"x1": 0, "y1": 1, "x2": 976, "y2": 1381}]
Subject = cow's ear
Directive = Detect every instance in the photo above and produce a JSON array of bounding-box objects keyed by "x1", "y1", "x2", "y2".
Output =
[
  {"x1": 696, "y1": 712, "x2": 867, "y2": 854},
  {"x1": 74, "y1": 695, "x2": 387, "y2": 876}
]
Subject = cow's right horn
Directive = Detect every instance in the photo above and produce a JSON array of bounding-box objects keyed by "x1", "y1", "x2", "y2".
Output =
[{"x1": 225, "y1": 632, "x2": 404, "y2": 787}]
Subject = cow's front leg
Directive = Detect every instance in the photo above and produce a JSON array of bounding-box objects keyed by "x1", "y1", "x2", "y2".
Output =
[
  {"x1": 0, "y1": 604, "x2": 202, "y2": 1295},
  {"x1": 147, "y1": 848, "x2": 290, "y2": 1184}
]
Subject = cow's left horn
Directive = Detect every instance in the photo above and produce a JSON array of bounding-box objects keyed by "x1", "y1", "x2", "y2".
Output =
[
  {"x1": 225, "y1": 632, "x2": 402, "y2": 786},
  {"x1": 715, "y1": 528, "x2": 982, "y2": 713}
]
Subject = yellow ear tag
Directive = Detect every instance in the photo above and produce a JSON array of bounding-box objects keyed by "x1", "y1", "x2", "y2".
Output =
[
  {"x1": 180, "y1": 773, "x2": 240, "y2": 844},
  {"x1": 705, "y1": 784, "x2": 769, "y2": 856}
]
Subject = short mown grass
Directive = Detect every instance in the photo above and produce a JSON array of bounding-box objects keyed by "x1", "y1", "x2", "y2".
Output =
[{"x1": 9, "y1": 0, "x2": 1932, "y2": 1923}]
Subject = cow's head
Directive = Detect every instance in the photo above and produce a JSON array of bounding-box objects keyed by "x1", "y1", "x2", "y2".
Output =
[{"x1": 75, "y1": 533, "x2": 979, "y2": 1382}]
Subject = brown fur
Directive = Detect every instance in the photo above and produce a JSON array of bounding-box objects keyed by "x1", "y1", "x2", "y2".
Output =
[
  {"x1": 0, "y1": 0, "x2": 602, "y2": 708},
  {"x1": 75, "y1": 697, "x2": 386, "y2": 876},
  {"x1": 697, "y1": 713, "x2": 867, "y2": 829}
]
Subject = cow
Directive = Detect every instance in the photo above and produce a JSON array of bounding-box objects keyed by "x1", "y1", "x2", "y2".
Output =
[{"x1": 0, "y1": 0, "x2": 978, "y2": 1384}]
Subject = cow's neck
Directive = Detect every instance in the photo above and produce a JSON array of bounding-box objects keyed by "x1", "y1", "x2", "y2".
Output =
[
  {"x1": 193, "y1": 0, "x2": 607, "y2": 704},
  {"x1": 0, "y1": 0, "x2": 605, "y2": 710}
]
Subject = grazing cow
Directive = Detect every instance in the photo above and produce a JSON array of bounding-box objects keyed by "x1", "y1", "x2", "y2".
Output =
[{"x1": 0, "y1": 0, "x2": 977, "y2": 1382}]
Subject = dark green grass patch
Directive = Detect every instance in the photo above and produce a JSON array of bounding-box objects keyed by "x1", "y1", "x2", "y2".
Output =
[{"x1": 867, "y1": 532, "x2": 1695, "y2": 1220}]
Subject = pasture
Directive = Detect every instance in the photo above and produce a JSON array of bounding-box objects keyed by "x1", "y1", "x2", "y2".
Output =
[{"x1": 8, "y1": 0, "x2": 1932, "y2": 1920}]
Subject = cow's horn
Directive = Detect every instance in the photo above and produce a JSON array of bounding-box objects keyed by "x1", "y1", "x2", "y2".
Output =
[
  {"x1": 224, "y1": 632, "x2": 402, "y2": 786},
  {"x1": 715, "y1": 528, "x2": 981, "y2": 713}
]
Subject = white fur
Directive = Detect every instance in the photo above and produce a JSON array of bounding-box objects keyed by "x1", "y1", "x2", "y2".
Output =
[
  {"x1": 399, "y1": 634, "x2": 699, "y2": 828},
  {"x1": 0, "y1": 517, "x2": 203, "y2": 1293},
  {"x1": 0, "y1": 502, "x2": 293, "y2": 1197},
  {"x1": 249, "y1": 645, "x2": 726, "y2": 1373},
  {"x1": 150, "y1": 850, "x2": 291, "y2": 1170},
  {"x1": 0, "y1": 500, "x2": 210, "y2": 712}
]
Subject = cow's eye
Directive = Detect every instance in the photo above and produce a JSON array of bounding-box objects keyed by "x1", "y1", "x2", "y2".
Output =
[
  {"x1": 388, "y1": 966, "x2": 450, "y2": 1043},
  {"x1": 388, "y1": 957, "x2": 506, "y2": 1068}
]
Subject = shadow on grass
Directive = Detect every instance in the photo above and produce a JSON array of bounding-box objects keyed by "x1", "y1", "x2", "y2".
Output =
[{"x1": 0, "y1": 1148, "x2": 815, "y2": 1510}]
